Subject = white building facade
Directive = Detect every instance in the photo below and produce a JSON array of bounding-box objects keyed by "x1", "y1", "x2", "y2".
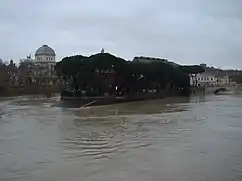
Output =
[
  {"x1": 190, "y1": 73, "x2": 229, "y2": 86},
  {"x1": 217, "y1": 75, "x2": 229, "y2": 85}
]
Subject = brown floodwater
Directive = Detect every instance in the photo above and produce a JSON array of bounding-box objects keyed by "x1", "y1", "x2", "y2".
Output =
[{"x1": 1, "y1": 94, "x2": 242, "y2": 181}]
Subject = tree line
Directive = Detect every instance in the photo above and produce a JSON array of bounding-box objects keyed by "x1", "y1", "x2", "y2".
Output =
[{"x1": 56, "y1": 53, "x2": 205, "y2": 96}]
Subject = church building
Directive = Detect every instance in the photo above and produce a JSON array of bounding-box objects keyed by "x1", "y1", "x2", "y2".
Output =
[{"x1": 34, "y1": 45, "x2": 56, "y2": 78}]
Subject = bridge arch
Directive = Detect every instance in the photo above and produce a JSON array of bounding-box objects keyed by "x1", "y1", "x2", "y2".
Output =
[{"x1": 214, "y1": 88, "x2": 227, "y2": 94}]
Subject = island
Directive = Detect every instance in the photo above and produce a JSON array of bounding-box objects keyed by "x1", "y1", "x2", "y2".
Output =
[{"x1": 56, "y1": 52, "x2": 205, "y2": 107}]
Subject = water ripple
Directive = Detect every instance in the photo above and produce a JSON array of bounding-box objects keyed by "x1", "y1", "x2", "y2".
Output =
[{"x1": 1, "y1": 95, "x2": 242, "y2": 181}]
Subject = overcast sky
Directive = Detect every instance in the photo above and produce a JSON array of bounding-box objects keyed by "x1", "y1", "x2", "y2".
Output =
[{"x1": 0, "y1": 0, "x2": 242, "y2": 68}]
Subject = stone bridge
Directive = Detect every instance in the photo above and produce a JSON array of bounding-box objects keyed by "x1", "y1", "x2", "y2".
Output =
[{"x1": 205, "y1": 85, "x2": 236, "y2": 94}]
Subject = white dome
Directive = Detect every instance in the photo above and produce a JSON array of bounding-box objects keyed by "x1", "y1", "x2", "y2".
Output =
[{"x1": 35, "y1": 45, "x2": 55, "y2": 56}]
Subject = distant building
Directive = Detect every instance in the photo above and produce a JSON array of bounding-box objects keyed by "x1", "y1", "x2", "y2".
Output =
[
  {"x1": 194, "y1": 73, "x2": 217, "y2": 86},
  {"x1": 200, "y1": 63, "x2": 207, "y2": 70},
  {"x1": 217, "y1": 75, "x2": 229, "y2": 85},
  {"x1": 16, "y1": 45, "x2": 57, "y2": 86},
  {"x1": 190, "y1": 73, "x2": 229, "y2": 87},
  {"x1": 34, "y1": 45, "x2": 56, "y2": 78},
  {"x1": 0, "y1": 45, "x2": 58, "y2": 87}
]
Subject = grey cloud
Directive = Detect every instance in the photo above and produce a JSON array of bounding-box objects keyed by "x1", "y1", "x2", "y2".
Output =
[{"x1": 0, "y1": 0, "x2": 242, "y2": 68}]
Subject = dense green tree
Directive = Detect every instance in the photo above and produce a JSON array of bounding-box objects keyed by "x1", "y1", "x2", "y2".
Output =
[
  {"x1": 180, "y1": 65, "x2": 205, "y2": 74},
  {"x1": 56, "y1": 53, "x2": 194, "y2": 96}
]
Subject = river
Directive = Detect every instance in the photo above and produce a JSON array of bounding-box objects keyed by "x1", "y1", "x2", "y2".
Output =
[{"x1": 0, "y1": 94, "x2": 242, "y2": 181}]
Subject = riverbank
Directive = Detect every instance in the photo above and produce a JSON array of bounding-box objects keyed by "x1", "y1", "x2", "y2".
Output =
[
  {"x1": 59, "y1": 88, "x2": 192, "y2": 107},
  {"x1": 62, "y1": 92, "x2": 167, "y2": 107},
  {"x1": 0, "y1": 85, "x2": 62, "y2": 97}
]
